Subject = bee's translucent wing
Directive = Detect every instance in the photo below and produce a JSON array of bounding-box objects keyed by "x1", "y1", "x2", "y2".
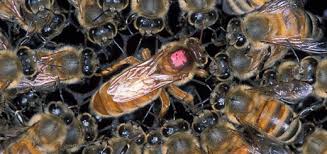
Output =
[
  {"x1": 108, "y1": 54, "x2": 182, "y2": 103},
  {"x1": 0, "y1": 0, "x2": 25, "y2": 22},
  {"x1": 267, "y1": 37, "x2": 327, "y2": 53}
]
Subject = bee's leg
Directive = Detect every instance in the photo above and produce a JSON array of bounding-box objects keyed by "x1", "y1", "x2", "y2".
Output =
[
  {"x1": 96, "y1": 56, "x2": 141, "y2": 76},
  {"x1": 159, "y1": 90, "x2": 171, "y2": 117},
  {"x1": 167, "y1": 85, "x2": 194, "y2": 104},
  {"x1": 195, "y1": 69, "x2": 209, "y2": 78},
  {"x1": 140, "y1": 48, "x2": 152, "y2": 61}
]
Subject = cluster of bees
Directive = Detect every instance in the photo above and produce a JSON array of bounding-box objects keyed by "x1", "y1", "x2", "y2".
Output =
[{"x1": 0, "y1": 0, "x2": 326, "y2": 153}]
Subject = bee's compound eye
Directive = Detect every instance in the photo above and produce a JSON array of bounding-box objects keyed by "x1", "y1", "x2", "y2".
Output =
[
  {"x1": 118, "y1": 125, "x2": 130, "y2": 138},
  {"x1": 179, "y1": 121, "x2": 189, "y2": 131},
  {"x1": 147, "y1": 133, "x2": 162, "y2": 145},
  {"x1": 235, "y1": 34, "x2": 247, "y2": 47},
  {"x1": 62, "y1": 113, "x2": 74, "y2": 125},
  {"x1": 192, "y1": 122, "x2": 204, "y2": 134},
  {"x1": 162, "y1": 126, "x2": 175, "y2": 137},
  {"x1": 135, "y1": 134, "x2": 145, "y2": 145}
]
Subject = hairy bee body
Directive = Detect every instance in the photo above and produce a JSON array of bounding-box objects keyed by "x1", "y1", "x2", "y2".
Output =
[
  {"x1": 0, "y1": 0, "x2": 66, "y2": 39},
  {"x1": 303, "y1": 129, "x2": 327, "y2": 154},
  {"x1": 131, "y1": 0, "x2": 170, "y2": 35},
  {"x1": 69, "y1": 0, "x2": 119, "y2": 46},
  {"x1": 243, "y1": 5, "x2": 323, "y2": 43},
  {"x1": 225, "y1": 85, "x2": 302, "y2": 143},
  {"x1": 4, "y1": 113, "x2": 67, "y2": 153},
  {"x1": 161, "y1": 119, "x2": 202, "y2": 154},
  {"x1": 91, "y1": 38, "x2": 207, "y2": 117},
  {"x1": 192, "y1": 110, "x2": 254, "y2": 154},
  {"x1": 222, "y1": 0, "x2": 271, "y2": 15},
  {"x1": 178, "y1": 0, "x2": 219, "y2": 29}
]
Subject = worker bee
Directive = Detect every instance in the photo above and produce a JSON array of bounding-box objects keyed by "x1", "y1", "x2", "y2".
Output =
[
  {"x1": 275, "y1": 56, "x2": 327, "y2": 99},
  {"x1": 192, "y1": 110, "x2": 256, "y2": 154},
  {"x1": 222, "y1": 0, "x2": 271, "y2": 15},
  {"x1": 68, "y1": 0, "x2": 126, "y2": 54},
  {"x1": 90, "y1": 37, "x2": 208, "y2": 117},
  {"x1": 0, "y1": 0, "x2": 66, "y2": 40},
  {"x1": 178, "y1": 0, "x2": 219, "y2": 29},
  {"x1": 302, "y1": 128, "x2": 327, "y2": 154},
  {"x1": 143, "y1": 130, "x2": 163, "y2": 154},
  {"x1": 226, "y1": 0, "x2": 326, "y2": 55},
  {"x1": 130, "y1": 0, "x2": 170, "y2": 35},
  {"x1": 45, "y1": 101, "x2": 98, "y2": 152},
  {"x1": 0, "y1": 47, "x2": 37, "y2": 91},
  {"x1": 161, "y1": 119, "x2": 202, "y2": 154},
  {"x1": 107, "y1": 122, "x2": 145, "y2": 154},
  {"x1": 223, "y1": 84, "x2": 302, "y2": 144},
  {"x1": 3, "y1": 113, "x2": 67, "y2": 153},
  {"x1": 14, "y1": 46, "x2": 98, "y2": 90}
]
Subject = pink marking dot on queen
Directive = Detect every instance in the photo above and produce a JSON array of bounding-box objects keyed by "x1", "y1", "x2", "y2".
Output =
[{"x1": 170, "y1": 50, "x2": 188, "y2": 68}]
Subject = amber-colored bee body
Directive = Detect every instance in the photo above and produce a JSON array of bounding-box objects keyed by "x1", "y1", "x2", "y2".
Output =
[
  {"x1": 303, "y1": 129, "x2": 327, "y2": 154},
  {"x1": 225, "y1": 85, "x2": 302, "y2": 144},
  {"x1": 222, "y1": 0, "x2": 271, "y2": 15},
  {"x1": 91, "y1": 38, "x2": 208, "y2": 117}
]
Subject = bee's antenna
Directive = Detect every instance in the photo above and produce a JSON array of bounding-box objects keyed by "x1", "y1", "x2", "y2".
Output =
[{"x1": 113, "y1": 39, "x2": 127, "y2": 57}]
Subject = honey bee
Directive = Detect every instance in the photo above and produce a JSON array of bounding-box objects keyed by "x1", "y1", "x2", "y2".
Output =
[
  {"x1": 161, "y1": 119, "x2": 202, "y2": 154},
  {"x1": 107, "y1": 122, "x2": 145, "y2": 154},
  {"x1": 3, "y1": 113, "x2": 67, "y2": 153},
  {"x1": 302, "y1": 128, "x2": 327, "y2": 154},
  {"x1": 68, "y1": 0, "x2": 125, "y2": 53},
  {"x1": 222, "y1": 0, "x2": 271, "y2": 15},
  {"x1": 226, "y1": 0, "x2": 326, "y2": 55},
  {"x1": 130, "y1": 0, "x2": 170, "y2": 35},
  {"x1": 178, "y1": 0, "x2": 219, "y2": 29},
  {"x1": 275, "y1": 56, "x2": 327, "y2": 99},
  {"x1": 90, "y1": 37, "x2": 208, "y2": 117},
  {"x1": 143, "y1": 130, "x2": 163, "y2": 154},
  {"x1": 0, "y1": 47, "x2": 37, "y2": 91},
  {"x1": 14, "y1": 46, "x2": 98, "y2": 90},
  {"x1": 45, "y1": 101, "x2": 98, "y2": 152},
  {"x1": 192, "y1": 110, "x2": 256, "y2": 154},
  {"x1": 223, "y1": 84, "x2": 302, "y2": 144},
  {"x1": 0, "y1": 0, "x2": 66, "y2": 40}
]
